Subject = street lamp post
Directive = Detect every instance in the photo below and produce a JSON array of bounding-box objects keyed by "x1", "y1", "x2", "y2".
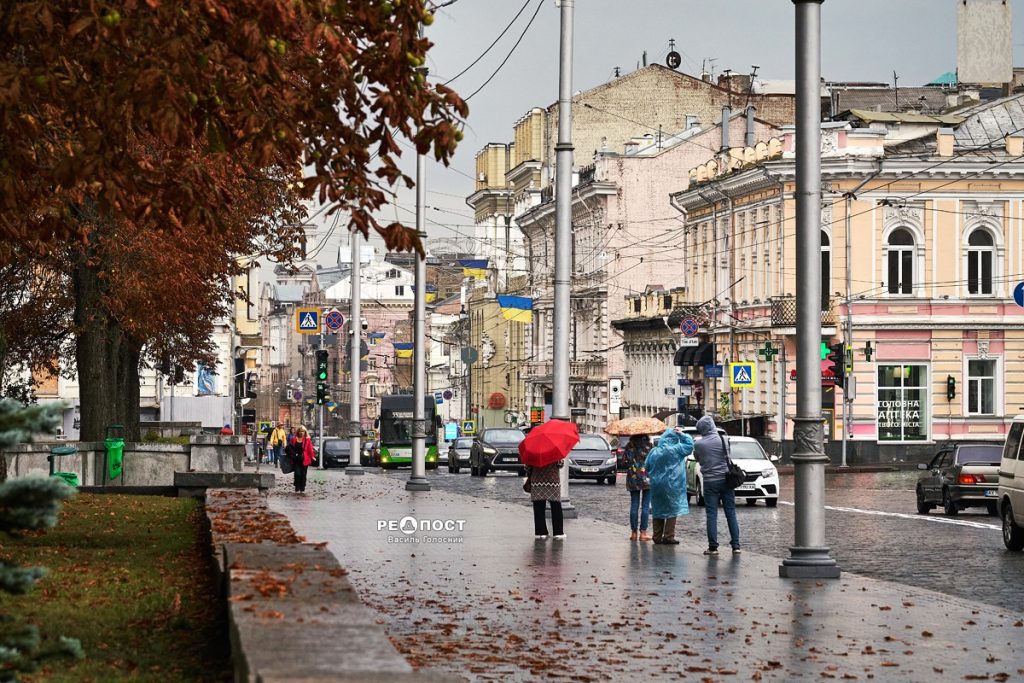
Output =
[
  {"x1": 346, "y1": 235, "x2": 365, "y2": 476},
  {"x1": 780, "y1": 0, "x2": 840, "y2": 580},
  {"x1": 407, "y1": 132, "x2": 430, "y2": 491}
]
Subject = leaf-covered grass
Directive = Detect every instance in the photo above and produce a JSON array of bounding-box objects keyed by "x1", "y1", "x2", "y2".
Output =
[{"x1": 2, "y1": 494, "x2": 231, "y2": 682}]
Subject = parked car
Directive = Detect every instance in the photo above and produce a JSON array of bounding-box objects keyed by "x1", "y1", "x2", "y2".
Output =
[
  {"x1": 470, "y1": 428, "x2": 526, "y2": 476},
  {"x1": 916, "y1": 442, "x2": 1002, "y2": 516},
  {"x1": 447, "y1": 437, "x2": 473, "y2": 473},
  {"x1": 321, "y1": 438, "x2": 351, "y2": 468},
  {"x1": 613, "y1": 436, "x2": 630, "y2": 470},
  {"x1": 998, "y1": 415, "x2": 1024, "y2": 550},
  {"x1": 685, "y1": 435, "x2": 779, "y2": 507},
  {"x1": 361, "y1": 440, "x2": 379, "y2": 467},
  {"x1": 568, "y1": 434, "x2": 617, "y2": 485}
]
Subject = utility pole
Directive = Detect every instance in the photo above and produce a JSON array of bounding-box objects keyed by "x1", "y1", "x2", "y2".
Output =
[
  {"x1": 407, "y1": 114, "x2": 430, "y2": 491},
  {"x1": 780, "y1": 0, "x2": 840, "y2": 580},
  {"x1": 317, "y1": 327, "x2": 324, "y2": 469},
  {"x1": 346, "y1": 234, "x2": 365, "y2": 476},
  {"x1": 553, "y1": 0, "x2": 576, "y2": 517}
]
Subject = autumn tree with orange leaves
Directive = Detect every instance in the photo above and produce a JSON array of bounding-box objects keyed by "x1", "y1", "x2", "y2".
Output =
[{"x1": 0, "y1": 1, "x2": 466, "y2": 439}]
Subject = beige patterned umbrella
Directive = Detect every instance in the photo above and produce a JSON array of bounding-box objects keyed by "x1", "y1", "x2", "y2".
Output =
[{"x1": 604, "y1": 416, "x2": 668, "y2": 436}]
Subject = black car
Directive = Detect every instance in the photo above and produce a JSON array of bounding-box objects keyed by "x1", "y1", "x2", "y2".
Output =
[
  {"x1": 447, "y1": 437, "x2": 473, "y2": 473},
  {"x1": 568, "y1": 434, "x2": 617, "y2": 485},
  {"x1": 321, "y1": 438, "x2": 351, "y2": 468},
  {"x1": 470, "y1": 428, "x2": 526, "y2": 476},
  {"x1": 916, "y1": 442, "x2": 1002, "y2": 515}
]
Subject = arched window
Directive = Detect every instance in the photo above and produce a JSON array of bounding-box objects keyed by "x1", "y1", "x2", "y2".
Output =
[
  {"x1": 887, "y1": 228, "x2": 914, "y2": 295},
  {"x1": 966, "y1": 229, "x2": 994, "y2": 295},
  {"x1": 821, "y1": 230, "x2": 832, "y2": 305}
]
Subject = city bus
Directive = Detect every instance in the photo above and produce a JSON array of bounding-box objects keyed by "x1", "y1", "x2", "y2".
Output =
[{"x1": 377, "y1": 394, "x2": 440, "y2": 469}]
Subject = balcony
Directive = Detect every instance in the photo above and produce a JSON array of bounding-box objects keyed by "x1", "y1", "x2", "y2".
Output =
[
  {"x1": 524, "y1": 359, "x2": 606, "y2": 383},
  {"x1": 770, "y1": 295, "x2": 836, "y2": 328}
]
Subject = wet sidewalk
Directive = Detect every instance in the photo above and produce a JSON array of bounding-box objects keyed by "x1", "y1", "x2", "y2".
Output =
[{"x1": 268, "y1": 472, "x2": 1022, "y2": 682}]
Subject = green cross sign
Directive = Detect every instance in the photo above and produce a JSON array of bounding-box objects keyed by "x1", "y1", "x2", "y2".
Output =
[
  {"x1": 757, "y1": 341, "x2": 778, "y2": 361},
  {"x1": 820, "y1": 341, "x2": 829, "y2": 360}
]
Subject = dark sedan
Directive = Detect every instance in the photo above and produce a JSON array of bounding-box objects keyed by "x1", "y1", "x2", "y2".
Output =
[
  {"x1": 568, "y1": 434, "x2": 617, "y2": 485},
  {"x1": 917, "y1": 443, "x2": 1003, "y2": 515},
  {"x1": 321, "y1": 438, "x2": 351, "y2": 469},
  {"x1": 447, "y1": 437, "x2": 473, "y2": 473},
  {"x1": 470, "y1": 428, "x2": 525, "y2": 476}
]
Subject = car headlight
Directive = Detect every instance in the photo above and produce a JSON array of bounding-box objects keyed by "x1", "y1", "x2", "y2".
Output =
[
  {"x1": 762, "y1": 468, "x2": 776, "y2": 479},
  {"x1": 427, "y1": 453, "x2": 437, "y2": 461},
  {"x1": 482, "y1": 446, "x2": 497, "y2": 455},
  {"x1": 381, "y1": 455, "x2": 390, "y2": 462},
  {"x1": 604, "y1": 457, "x2": 617, "y2": 466}
]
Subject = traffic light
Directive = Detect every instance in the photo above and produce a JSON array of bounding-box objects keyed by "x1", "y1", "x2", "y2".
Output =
[
  {"x1": 826, "y1": 342, "x2": 845, "y2": 388},
  {"x1": 946, "y1": 375, "x2": 956, "y2": 401},
  {"x1": 245, "y1": 372, "x2": 257, "y2": 398},
  {"x1": 316, "y1": 350, "x2": 329, "y2": 405}
]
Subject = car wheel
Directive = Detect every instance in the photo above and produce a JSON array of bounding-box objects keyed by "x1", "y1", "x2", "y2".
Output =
[
  {"x1": 695, "y1": 477, "x2": 705, "y2": 507},
  {"x1": 916, "y1": 486, "x2": 933, "y2": 514},
  {"x1": 519, "y1": 468, "x2": 527, "y2": 477},
  {"x1": 470, "y1": 464, "x2": 479, "y2": 476},
  {"x1": 1003, "y1": 503, "x2": 1024, "y2": 551},
  {"x1": 479, "y1": 465, "x2": 488, "y2": 477},
  {"x1": 745, "y1": 498, "x2": 757, "y2": 506},
  {"x1": 606, "y1": 475, "x2": 616, "y2": 485},
  {"x1": 942, "y1": 488, "x2": 958, "y2": 516},
  {"x1": 765, "y1": 498, "x2": 778, "y2": 508}
]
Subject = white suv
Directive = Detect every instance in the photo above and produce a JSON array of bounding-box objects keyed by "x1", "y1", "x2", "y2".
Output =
[
  {"x1": 685, "y1": 435, "x2": 780, "y2": 507},
  {"x1": 998, "y1": 415, "x2": 1024, "y2": 551}
]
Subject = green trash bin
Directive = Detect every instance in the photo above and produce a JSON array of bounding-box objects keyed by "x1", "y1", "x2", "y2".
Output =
[
  {"x1": 105, "y1": 424, "x2": 125, "y2": 482},
  {"x1": 48, "y1": 445, "x2": 79, "y2": 487}
]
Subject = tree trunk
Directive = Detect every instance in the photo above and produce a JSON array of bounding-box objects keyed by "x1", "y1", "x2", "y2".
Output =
[{"x1": 73, "y1": 255, "x2": 122, "y2": 442}]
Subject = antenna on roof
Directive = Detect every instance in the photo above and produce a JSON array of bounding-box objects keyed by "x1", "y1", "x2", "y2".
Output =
[{"x1": 893, "y1": 70, "x2": 900, "y2": 110}]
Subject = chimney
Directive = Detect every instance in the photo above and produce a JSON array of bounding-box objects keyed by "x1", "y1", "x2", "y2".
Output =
[
  {"x1": 936, "y1": 128, "x2": 955, "y2": 157},
  {"x1": 745, "y1": 106, "x2": 757, "y2": 147},
  {"x1": 1007, "y1": 132, "x2": 1024, "y2": 157},
  {"x1": 701, "y1": 71, "x2": 712, "y2": 83},
  {"x1": 721, "y1": 106, "x2": 732, "y2": 151}
]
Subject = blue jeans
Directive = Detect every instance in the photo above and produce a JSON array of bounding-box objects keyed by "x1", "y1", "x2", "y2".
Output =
[
  {"x1": 703, "y1": 478, "x2": 740, "y2": 550},
  {"x1": 629, "y1": 488, "x2": 651, "y2": 532},
  {"x1": 272, "y1": 444, "x2": 283, "y2": 465}
]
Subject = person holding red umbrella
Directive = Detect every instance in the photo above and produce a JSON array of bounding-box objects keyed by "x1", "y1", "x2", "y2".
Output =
[{"x1": 519, "y1": 420, "x2": 579, "y2": 540}]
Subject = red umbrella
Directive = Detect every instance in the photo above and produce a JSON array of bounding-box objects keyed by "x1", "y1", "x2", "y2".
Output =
[{"x1": 518, "y1": 419, "x2": 580, "y2": 468}]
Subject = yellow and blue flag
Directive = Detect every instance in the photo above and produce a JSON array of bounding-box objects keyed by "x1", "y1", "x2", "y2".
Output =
[
  {"x1": 367, "y1": 332, "x2": 385, "y2": 346},
  {"x1": 394, "y1": 342, "x2": 414, "y2": 359},
  {"x1": 458, "y1": 259, "x2": 488, "y2": 280},
  {"x1": 497, "y1": 295, "x2": 533, "y2": 323}
]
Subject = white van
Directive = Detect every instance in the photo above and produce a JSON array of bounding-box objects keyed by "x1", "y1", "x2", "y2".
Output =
[{"x1": 998, "y1": 415, "x2": 1024, "y2": 551}]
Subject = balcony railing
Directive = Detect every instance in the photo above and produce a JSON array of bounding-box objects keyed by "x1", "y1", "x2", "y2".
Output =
[
  {"x1": 524, "y1": 359, "x2": 606, "y2": 382},
  {"x1": 770, "y1": 295, "x2": 836, "y2": 327}
]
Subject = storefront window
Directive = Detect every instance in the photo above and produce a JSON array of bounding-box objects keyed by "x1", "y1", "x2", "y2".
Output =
[
  {"x1": 877, "y1": 364, "x2": 928, "y2": 441},
  {"x1": 967, "y1": 359, "x2": 995, "y2": 415}
]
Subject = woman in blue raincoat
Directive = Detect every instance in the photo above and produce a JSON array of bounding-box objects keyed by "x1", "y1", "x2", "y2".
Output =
[{"x1": 644, "y1": 428, "x2": 693, "y2": 545}]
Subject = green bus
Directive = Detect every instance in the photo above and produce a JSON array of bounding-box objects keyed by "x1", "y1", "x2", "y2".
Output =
[{"x1": 377, "y1": 394, "x2": 440, "y2": 469}]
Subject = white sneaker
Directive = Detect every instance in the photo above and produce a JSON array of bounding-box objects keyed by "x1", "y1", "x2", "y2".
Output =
[
  {"x1": 552, "y1": 534, "x2": 566, "y2": 540},
  {"x1": 535, "y1": 535, "x2": 548, "y2": 540}
]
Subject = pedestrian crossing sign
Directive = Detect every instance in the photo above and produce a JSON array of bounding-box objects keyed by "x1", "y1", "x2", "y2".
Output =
[
  {"x1": 729, "y1": 362, "x2": 756, "y2": 388},
  {"x1": 295, "y1": 307, "x2": 321, "y2": 334}
]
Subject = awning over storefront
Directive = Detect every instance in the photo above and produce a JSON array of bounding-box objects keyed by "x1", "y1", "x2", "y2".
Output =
[{"x1": 673, "y1": 342, "x2": 716, "y2": 367}]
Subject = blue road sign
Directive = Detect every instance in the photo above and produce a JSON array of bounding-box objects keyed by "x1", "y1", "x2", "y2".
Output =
[
  {"x1": 680, "y1": 318, "x2": 699, "y2": 337},
  {"x1": 444, "y1": 423, "x2": 459, "y2": 441},
  {"x1": 295, "y1": 307, "x2": 321, "y2": 334},
  {"x1": 704, "y1": 365, "x2": 723, "y2": 378},
  {"x1": 434, "y1": 392, "x2": 444, "y2": 405},
  {"x1": 324, "y1": 309, "x2": 345, "y2": 332},
  {"x1": 729, "y1": 362, "x2": 756, "y2": 388},
  {"x1": 1014, "y1": 281, "x2": 1024, "y2": 308}
]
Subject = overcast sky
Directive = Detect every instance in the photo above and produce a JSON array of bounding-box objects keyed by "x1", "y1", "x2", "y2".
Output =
[{"x1": 306, "y1": 0, "x2": 1024, "y2": 266}]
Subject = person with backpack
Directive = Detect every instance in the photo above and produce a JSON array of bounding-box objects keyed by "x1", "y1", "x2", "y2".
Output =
[{"x1": 693, "y1": 415, "x2": 741, "y2": 555}]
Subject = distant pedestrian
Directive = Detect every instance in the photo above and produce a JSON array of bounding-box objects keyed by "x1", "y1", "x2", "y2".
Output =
[
  {"x1": 623, "y1": 435, "x2": 653, "y2": 541},
  {"x1": 644, "y1": 428, "x2": 693, "y2": 545},
  {"x1": 220, "y1": 423, "x2": 234, "y2": 436},
  {"x1": 526, "y1": 460, "x2": 564, "y2": 540},
  {"x1": 287, "y1": 425, "x2": 315, "y2": 493},
  {"x1": 269, "y1": 423, "x2": 287, "y2": 465},
  {"x1": 693, "y1": 416, "x2": 741, "y2": 555}
]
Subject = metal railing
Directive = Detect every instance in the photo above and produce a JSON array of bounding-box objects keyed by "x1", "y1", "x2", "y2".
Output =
[{"x1": 769, "y1": 295, "x2": 835, "y2": 327}]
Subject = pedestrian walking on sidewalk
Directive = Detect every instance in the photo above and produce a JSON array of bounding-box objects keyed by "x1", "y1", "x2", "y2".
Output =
[
  {"x1": 287, "y1": 425, "x2": 315, "y2": 493},
  {"x1": 269, "y1": 423, "x2": 287, "y2": 465},
  {"x1": 527, "y1": 460, "x2": 564, "y2": 539},
  {"x1": 624, "y1": 435, "x2": 653, "y2": 541},
  {"x1": 693, "y1": 416, "x2": 741, "y2": 555},
  {"x1": 644, "y1": 428, "x2": 693, "y2": 545}
]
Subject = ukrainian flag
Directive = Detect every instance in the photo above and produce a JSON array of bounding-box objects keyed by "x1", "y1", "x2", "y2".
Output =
[
  {"x1": 426, "y1": 285, "x2": 437, "y2": 303},
  {"x1": 497, "y1": 295, "x2": 533, "y2": 323},
  {"x1": 457, "y1": 259, "x2": 488, "y2": 280},
  {"x1": 394, "y1": 342, "x2": 414, "y2": 359},
  {"x1": 367, "y1": 332, "x2": 385, "y2": 346}
]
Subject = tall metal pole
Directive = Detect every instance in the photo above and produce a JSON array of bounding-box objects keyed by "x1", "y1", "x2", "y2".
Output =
[
  {"x1": 407, "y1": 141, "x2": 430, "y2": 491},
  {"x1": 553, "y1": 0, "x2": 575, "y2": 516},
  {"x1": 841, "y1": 192, "x2": 853, "y2": 468},
  {"x1": 346, "y1": 235, "x2": 365, "y2": 476},
  {"x1": 780, "y1": 0, "x2": 840, "y2": 579},
  {"x1": 317, "y1": 327, "x2": 324, "y2": 469}
]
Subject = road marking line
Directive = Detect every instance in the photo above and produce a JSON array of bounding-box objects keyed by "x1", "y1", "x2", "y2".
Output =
[{"x1": 777, "y1": 500, "x2": 1001, "y2": 531}]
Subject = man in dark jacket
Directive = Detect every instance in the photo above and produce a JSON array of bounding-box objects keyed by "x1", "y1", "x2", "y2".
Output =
[{"x1": 692, "y1": 416, "x2": 741, "y2": 555}]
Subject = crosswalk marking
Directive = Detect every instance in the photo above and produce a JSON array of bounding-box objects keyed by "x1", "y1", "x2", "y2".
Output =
[{"x1": 776, "y1": 500, "x2": 1001, "y2": 531}]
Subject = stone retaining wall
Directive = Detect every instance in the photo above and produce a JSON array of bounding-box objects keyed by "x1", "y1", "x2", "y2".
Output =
[{"x1": 204, "y1": 490, "x2": 459, "y2": 683}]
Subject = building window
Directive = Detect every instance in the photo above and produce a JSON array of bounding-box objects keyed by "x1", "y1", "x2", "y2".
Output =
[
  {"x1": 967, "y1": 359, "x2": 996, "y2": 415},
  {"x1": 633, "y1": 299, "x2": 641, "y2": 313},
  {"x1": 663, "y1": 294, "x2": 672, "y2": 310},
  {"x1": 966, "y1": 229, "x2": 994, "y2": 295},
  {"x1": 395, "y1": 285, "x2": 405, "y2": 296},
  {"x1": 821, "y1": 230, "x2": 831, "y2": 304},
  {"x1": 387, "y1": 268, "x2": 400, "y2": 279},
  {"x1": 877, "y1": 364, "x2": 928, "y2": 441},
  {"x1": 887, "y1": 228, "x2": 914, "y2": 295},
  {"x1": 369, "y1": 384, "x2": 377, "y2": 398}
]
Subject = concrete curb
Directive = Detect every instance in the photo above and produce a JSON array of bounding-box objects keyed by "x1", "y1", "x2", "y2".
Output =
[{"x1": 204, "y1": 490, "x2": 460, "y2": 683}]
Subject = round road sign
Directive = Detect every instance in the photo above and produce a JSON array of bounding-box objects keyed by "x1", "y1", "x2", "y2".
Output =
[
  {"x1": 324, "y1": 309, "x2": 345, "y2": 332},
  {"x1": 680, "y1": 318, "x2": 699, "y2": 337},
  {"x1": 1014, "y1": 281, "x2": 1024, "y2": 308}
]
